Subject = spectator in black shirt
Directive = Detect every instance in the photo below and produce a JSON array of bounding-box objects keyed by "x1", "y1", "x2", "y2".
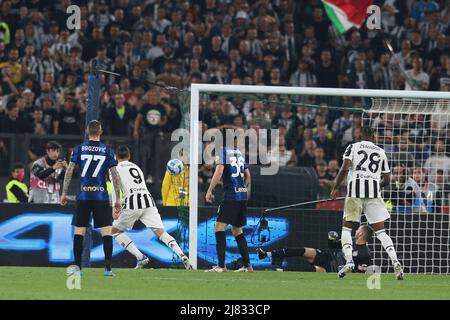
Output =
[
  {"x1": 202, "y1": 100, "x2": 226, "y2": 129},
  {"x1": 205, "y1": 35, "x2": 228, "y2": 63},
  {"x1": 20, "y1": 88, "x2": 35, "y2": 132},
  {"x1": 310, "y1": 7, "x2": 330, "y2": 45},
  {"x1": 153, "y1": 45, "x2": 175, "y2": 75},
  {"x1": 316, "y1": 49, "x2": 339, "y2": 88},
  {"x1": 298, "y1": 139, "x2": 316, "y2": 167},
  {"x1": 161, "y1": 97, "x2": 181, "y2": 133},
  {"x1": 129, "y1": 64, "x2": 149, "y2": 91},
  {"x1": 133, "y1": 89, "x2": 167, "y2": 184},
  {"x1": 263, "y1": 31, "x2": 287, "y2": 71},
  {"x1": 82, "y1": 28, "x2": 105, "y2": 62},
  {"x1": 102, "y1": 93, "x2": 135, "y2": 136},
  {"x1": 175, "y1": 31, "x2": 195, "y2": 61},
  {"x1": 57, "y1": 95, "x2": 80, "y2": 135},
  {"x1": 315, "y1": 126, "x2": 336, "y2": 161},
  {"x1": 316, "y1": 160, "x2": 334, "y2": 198},
  {"x1": 327, "y1": 159, "x2": 339, "y2": 180},
  {"x1": 41, "y1": 97, "x2": 58, "y2": 134},
  {"x1": 410, "y1": 29, "x2": 426, "y2": 59},
  {"x1": 1, "y1": 102, "x2": 28, "y2": 133},
  {"x1": 342, "y1": 30, "x2": 365, "y2": 74},
  {"x1": 220, "y1": 23, "x2": 239, "y2": 56},
  {"x1": 104, "y1": 23, "x2": 122, "y2": 60},
  {"x1": 32, "y1": 109, "x2": 47, "y2": 134}
]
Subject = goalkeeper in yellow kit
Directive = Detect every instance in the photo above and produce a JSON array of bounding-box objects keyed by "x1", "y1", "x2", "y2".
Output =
[{"x1": 162, "y1": 164, "x2": 189, "y2": 206}]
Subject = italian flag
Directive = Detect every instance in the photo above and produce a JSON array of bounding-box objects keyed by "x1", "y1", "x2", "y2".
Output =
[{"x1": 322, "y1": 0, "x2": 373, "y2": 34}]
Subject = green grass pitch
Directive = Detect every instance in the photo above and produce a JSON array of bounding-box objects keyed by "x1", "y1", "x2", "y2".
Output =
[{"x1": 0, "y1": 267, "x2": 448, "y2": 300}]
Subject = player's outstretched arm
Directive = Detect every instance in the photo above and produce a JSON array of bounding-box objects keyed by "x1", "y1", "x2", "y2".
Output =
[
  {"x1": 60, "y1": 162, "x2": 75, "y2": 206},
  {"x1": 110, "y1": 166, "x2": 122, "y2": 218},
  {"x1": 205, "y1": 164, "x2": 224, "y2": 203},
  {"x1": 330, "y1": 159, "x2": 351, "y2": 199}
]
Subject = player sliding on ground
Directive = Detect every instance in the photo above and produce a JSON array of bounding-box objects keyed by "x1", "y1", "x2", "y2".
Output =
[
  {"x1": 110, "y1": 145, "x2": 192, "y2": 270},
  {"x1": 205, "y1": 137, "x2": 252, "y2": 272},
  {"x1": 331, "y1": 127, "x2": 404, "y2": 280},
  {"x1": 256, "y1": 226, "x2": 372, "y2": 272}
]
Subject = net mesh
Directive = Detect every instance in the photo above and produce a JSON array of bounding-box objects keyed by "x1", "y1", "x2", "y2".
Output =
[
  {"x1": 364, "y1": 97, "x2": 450, "y2": 274},
  {"x1": 195, "y1": 91, "x2": 368, "y2": 208},
  {"x1": 175, "y1": 89, "x2": 449, "y2": 274}
]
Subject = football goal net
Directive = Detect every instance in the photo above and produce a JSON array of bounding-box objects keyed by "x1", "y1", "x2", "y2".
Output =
[{"x1": 180, "y1": 84, "x2": 449, "y2": 274}]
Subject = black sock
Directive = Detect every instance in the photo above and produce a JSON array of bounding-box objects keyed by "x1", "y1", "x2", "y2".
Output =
[
  {"x1": 74, "y1": 234, "x2": 84, "y2": 269},
  {"x1": 215, "y1": 231, "x2": 226, "y2": 268},
  {"x1": 272, "y1": 247, "x2": 305, "y2": 258},
  {"x1": 235, "y1": 233, "x2": 250, "y2": 267},
  {"x1": 102, "y1": 235, "x2": 113, "y2": 271}
]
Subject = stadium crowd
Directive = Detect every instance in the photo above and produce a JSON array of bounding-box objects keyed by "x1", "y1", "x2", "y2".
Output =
[{"x1": 0, "y1": 0, "x2": 449, "y2": 211}]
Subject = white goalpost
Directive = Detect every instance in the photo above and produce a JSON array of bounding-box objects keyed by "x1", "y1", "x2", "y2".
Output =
[{"x1": 188, "y1": 84, "x2": 450, "y2": 272}]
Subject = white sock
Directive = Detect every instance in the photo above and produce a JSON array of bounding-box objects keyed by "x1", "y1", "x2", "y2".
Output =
[
  {"x1": 375, "y1": 229, "x2": 398, "y2": 263},
  {"x1": 113, "y1": 233, "x2": 144, "y2": 260},
  {"x1": 160, "y1": 232, "x2": 184, "y2": 258},
  {"x1": 267, "y1": 252, "x2": 272, "y2": 257},
  {"x1": 341, "y1": 227, "x2": 354, "y2": 264}
]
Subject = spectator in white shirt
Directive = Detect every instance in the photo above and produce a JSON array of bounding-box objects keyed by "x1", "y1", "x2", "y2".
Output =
[
  {"x1": 424, "y1": 140, "x2": 450, "y2": 183},
  {"x1": 289, "y1": 59, "x2": 317, "y2": 88},
  {"x1": 403, "y1": 57, "x2": 429, "y2": 90}
]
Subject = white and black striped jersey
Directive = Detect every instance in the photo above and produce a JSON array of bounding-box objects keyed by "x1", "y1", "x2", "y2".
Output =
[
  {"x1": 110, "y1": 161, "x2": 156, "y2": 210},
  {"x1": 343, "y1": 141, "x2": 390, "y2": 199}
]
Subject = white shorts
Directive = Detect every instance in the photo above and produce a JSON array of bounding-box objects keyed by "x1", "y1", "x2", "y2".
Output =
[
  {"x1": 343, "y1": 197, "x2": 390, "y2": 225},
  {"x1": 113, "y1": 206, "x2": 164, "y2": 231}
]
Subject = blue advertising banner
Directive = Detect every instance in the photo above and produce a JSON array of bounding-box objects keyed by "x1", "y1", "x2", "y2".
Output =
[{"x1": 0, "y1": 204, "x2": 343, "y2": 270}]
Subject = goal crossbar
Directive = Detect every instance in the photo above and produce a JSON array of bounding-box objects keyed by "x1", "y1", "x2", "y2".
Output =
[{"x1": 188, "y1": 85, "x2": 450, "y2": 269}]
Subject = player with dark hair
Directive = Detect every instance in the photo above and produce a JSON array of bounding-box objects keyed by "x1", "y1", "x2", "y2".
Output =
[
  {"x1": 257, "y1": 225, "x2": 373, "y2": 272},
  {"x1": 109, "y1": 145, "x2": 192, "y2": 269},
  {"x1": 331, "y1": 126, "x2": 404, "y2": 279},
  {"x1": 61, "y1": 120, "x2": 122, "y2": 277},
  {"x1": 205, "y1": 133, "x2": 252, "y2": 272}
]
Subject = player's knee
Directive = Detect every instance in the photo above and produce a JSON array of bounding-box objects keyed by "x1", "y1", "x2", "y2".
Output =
[
  {"x1": 74, "y1": 227, "x2": 86, "y2": 236},
  {"x1": 231, "y1": 227, "x2": 243, "y2": 237},
  {"x1": 100, "y1": 227, "x2": 112, "y2": 237},
  {"x1": 152, "y1": 228, "x2": 165, "y2": 238},
  {"x1": 215, "y1": 222, "x2": 227, "y2": 232}
]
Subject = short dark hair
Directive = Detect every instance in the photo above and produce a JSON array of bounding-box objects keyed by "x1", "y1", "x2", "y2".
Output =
[
  {"x1": 360, "y1": 225, "x2": 374, "y2": 242},
  {"x1": 87, "y1": 120, "x2": 102, "y2": 136},
  {"x1": 116, "y1": 145, "x2": 130, "y2": 159},
  {"x1": 46, "y1": 141, "x2": 61, "y2": 150},
  {"x1": 12, "y1": 163, "x2": 25, "y2": 171},
  {"x1": 362, "y1": 127, "x2": 375, "y2": 139}
]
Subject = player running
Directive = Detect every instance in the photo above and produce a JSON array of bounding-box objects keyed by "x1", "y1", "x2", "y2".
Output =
[
  {"x1": 256, "y1": 226, "x2": 373, "y2": 273},
  {"x1": 61, "y1": 120, "x2": 122, "y2": 277},
  {"x1": 331, "y1": 127, "x2": 404, "y2": 280},
  {"x1": 110, "y1": 145, "x2": 192, "y2": 270},
  {"x1": 205, "y1": 138, "x2": 252, "y2": 272}
]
